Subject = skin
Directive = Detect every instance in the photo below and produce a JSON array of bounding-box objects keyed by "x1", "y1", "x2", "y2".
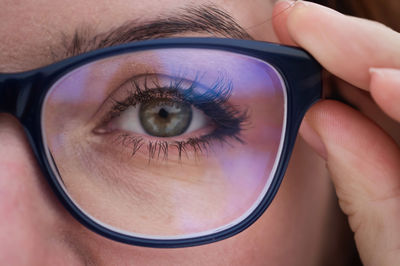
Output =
[
  {"x1": 274, "y1": 1, "x2": 400, "y2": 265},
  {"x1": 42, "y1": 48, "x2": 286, "y2": 235},
  {"x1": 0, "y1": 0, "x2": 398, "y2": 265}
]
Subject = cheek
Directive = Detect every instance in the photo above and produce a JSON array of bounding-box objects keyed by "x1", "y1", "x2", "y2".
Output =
[
  {"x1": 0, "y1": 117, "x2": 87, "y2": 265},
  {"x1": 66, "y1": 137, "x2": 338, "y2": 266},
  {"x1": 44, "y1": 129, "x2": 281, "y2": 236},
  {"x1": 234, "y1": 137, "x2": 336, "y2": 265}
]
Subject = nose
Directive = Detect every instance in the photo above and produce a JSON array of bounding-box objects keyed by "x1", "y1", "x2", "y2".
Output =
[{"x1": 0, "y1": 114, "x2": 83, "y2": 265}]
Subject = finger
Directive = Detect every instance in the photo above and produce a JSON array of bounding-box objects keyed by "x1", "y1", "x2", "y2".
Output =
[
  {"x1": 273, "y1": 0, "x2": 400, "y2": 90},
  {"x1": 370, "y1": 68, "x2": 400, "y2": 121},
  {"x1": 300, "y1": 100, "x2": 400, "y2": 266},
  {"x1": 272, "y1": 0, "x2": 297, "y2": 46}
]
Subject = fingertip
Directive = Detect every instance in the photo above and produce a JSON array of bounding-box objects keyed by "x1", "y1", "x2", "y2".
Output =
[
  {"x1": 301, "y1": 100, "x2": 371, "y2": 161},
  {"x1": 272, "y1": 0, "x2": 297, "y2": 46},
  {"x1": 273, "y1": 1, "x2": 343, "y2": 50},
  {"x1": 285, "y1": 2, "x2": 400, "y2": 91},
  {"x1": 286, "y1": 1, "x2": 340, "y2": 46},
  {"x1": 301, "y1": 100, "x2": 349, "y2": 151},
  {"x1": 303, "y1": 99, "x2": 400, "y2": 172},
  {"x1": 284, "y1": 2, "x2": 371, "y2": 89},
  {"x1": 299, "y1": 118, "x2": 327, "y2": 160},
  {"x1": 369, "y1": 68, "x2": 400, "y2": 121}
]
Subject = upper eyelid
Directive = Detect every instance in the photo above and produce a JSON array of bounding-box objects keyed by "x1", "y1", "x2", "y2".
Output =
[
  {"x1": 96, "y1": 73, "x2": 234, "y2": 123},
  {"x1": 83, "y1": 64, "x2": 230, "y2": 128}
]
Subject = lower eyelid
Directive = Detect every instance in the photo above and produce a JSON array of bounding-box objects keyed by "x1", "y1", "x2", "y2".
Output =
[
  {"x1": 95, "y1": 124, "x2": 215, "y2": 143},
  {"x1": 89, "y1": 130, "x2": 215, "y2": 161}
]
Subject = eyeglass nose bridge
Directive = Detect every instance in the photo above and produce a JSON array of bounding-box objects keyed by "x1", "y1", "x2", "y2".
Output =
[{"x1": 0, "y1": 73, "x2": 37, "y2": 118}]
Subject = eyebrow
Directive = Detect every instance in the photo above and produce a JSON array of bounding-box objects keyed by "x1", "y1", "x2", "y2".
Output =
[{"x1": 60, "y1": 5, "x2": 252, "y2": 59}]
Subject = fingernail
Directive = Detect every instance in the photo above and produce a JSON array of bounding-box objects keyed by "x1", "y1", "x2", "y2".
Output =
[
  {"x1": 292, "y1": 0, "x2": 340, "y2": 14},
  {"x1": 275, "y1": 0, "x2": 296, "y2": 8},
  {"x1": 369, "y1": 67, "x2": 398, "y2": 78},
  {"x1": 294, "y1": 0, "x2": 312, "y2": 7},
  {"x1": 369, "y1": 67, "x2": 384, "y2": 77},
  {"x1": 276, "y1": 0, "x2": 295, "y2": 4},
  {"x1": 369, "y1": 68, "x2": 400, "y2": 86}
]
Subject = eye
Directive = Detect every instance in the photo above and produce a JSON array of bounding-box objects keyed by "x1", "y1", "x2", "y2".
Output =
[
  {"x1": 93, "y1": 74, "x2": 248, "y2": 160},
  {"x1": 110, "y1": 98, "x2": 210, "y2": 138},
  {"x1": 42, "y1": 48, "x2": 287, "y2": 239}
]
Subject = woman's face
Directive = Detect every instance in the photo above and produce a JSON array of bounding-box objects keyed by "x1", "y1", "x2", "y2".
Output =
[{"x1": 0, "y1": 0, "x2": 349, "y2": 265}]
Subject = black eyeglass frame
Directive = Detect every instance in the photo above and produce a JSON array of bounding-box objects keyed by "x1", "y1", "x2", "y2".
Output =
[{"x1": 0, "y1": 37, "x2": 321, "y2": 248}]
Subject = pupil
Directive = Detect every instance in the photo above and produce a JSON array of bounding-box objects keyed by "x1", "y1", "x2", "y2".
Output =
[
  {"x1": 139, "y1": 99, "x2": 192, "y2": 137},
  {"x1": 158, "y1": 108, "x2": 169, "y2": 119}
]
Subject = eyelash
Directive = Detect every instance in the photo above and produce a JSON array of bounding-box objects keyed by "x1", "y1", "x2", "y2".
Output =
[{"x1": 99, "y1": 74, "x2": 249, "y2": 160}]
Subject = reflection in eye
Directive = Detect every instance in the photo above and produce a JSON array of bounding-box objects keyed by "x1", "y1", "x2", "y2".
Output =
[
  {"x1": 115, "y1": 97, "x2": 208, "y2": 137},
  {"x1": 139, "y1": 100, "x2": 194, "y2": 137},
  {"x1": 94, "y1": 74, "x2": 249, "y2": 160}
]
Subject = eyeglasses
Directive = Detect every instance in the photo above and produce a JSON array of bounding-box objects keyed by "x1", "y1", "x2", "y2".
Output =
[{"x1": 0, "y1": 38, "x2": 321, "y2": 248}]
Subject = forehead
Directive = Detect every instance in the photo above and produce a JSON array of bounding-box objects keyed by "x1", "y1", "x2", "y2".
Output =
[{"x1": 0, "y1": 0, "x2": 277, "y2": 72}]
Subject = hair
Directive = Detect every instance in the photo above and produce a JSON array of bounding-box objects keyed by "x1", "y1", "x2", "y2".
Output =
[{"x1": 313, "y1": 0, "x2": 400, "y2": 31}]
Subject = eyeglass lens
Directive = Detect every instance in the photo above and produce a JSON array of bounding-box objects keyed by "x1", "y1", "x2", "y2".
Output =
[{"x1": 41, "y1": 48, "x2": 286, "y2": 239}]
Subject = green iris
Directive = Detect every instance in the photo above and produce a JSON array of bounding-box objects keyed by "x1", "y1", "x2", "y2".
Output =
[{"x1": 139, "y1": 99, "x2": 192, "y2": 137}]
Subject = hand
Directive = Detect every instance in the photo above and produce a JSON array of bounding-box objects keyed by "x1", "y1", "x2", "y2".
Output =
[{"x1": 272, "y1": 1, "x2": 400, "y2": 265}]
